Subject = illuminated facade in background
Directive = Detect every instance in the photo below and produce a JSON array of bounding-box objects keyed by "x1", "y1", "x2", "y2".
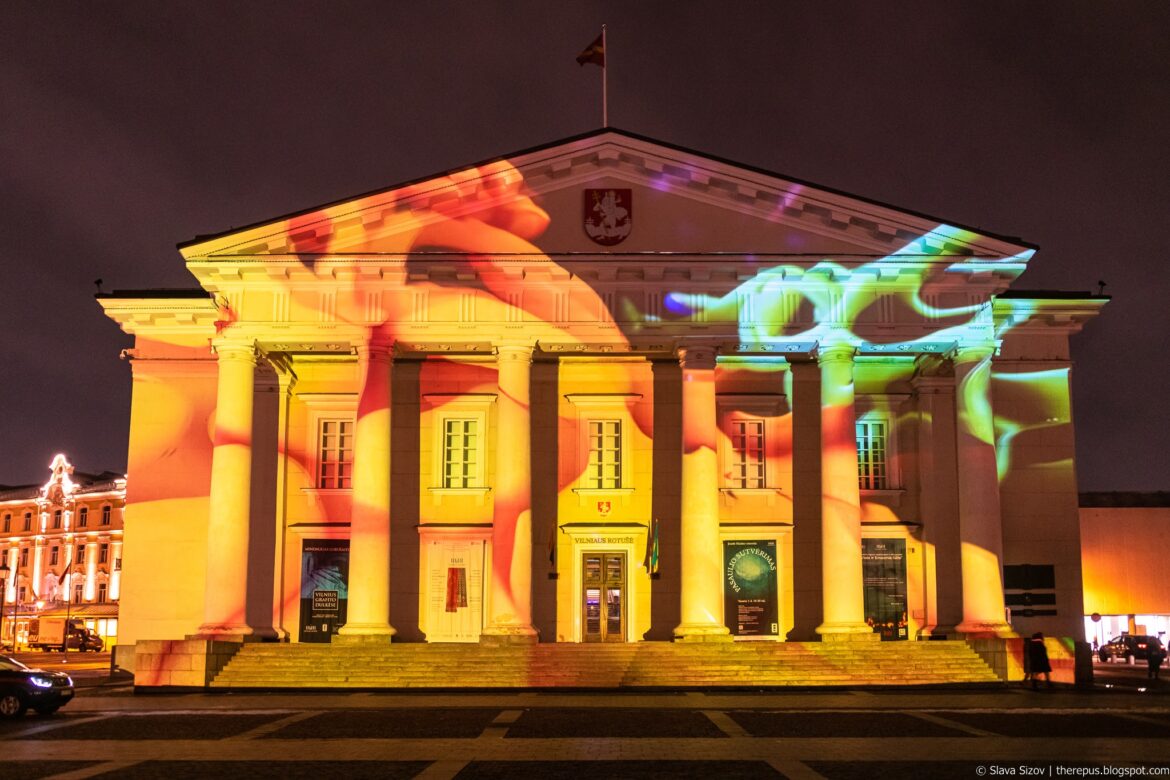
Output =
[
  {"x1": 1080, "y1": 492, "x2": 1170, "y2": 647},
  {"x1": 98, "y1": 130, "x2": 1104, "y2": 679},
  {"x1": 0, "y1": 455, "x2": 125, "y2": 648}
]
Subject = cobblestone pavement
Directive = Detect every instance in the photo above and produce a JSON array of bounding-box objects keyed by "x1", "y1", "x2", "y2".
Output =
[{"x1": 2, "y1": 686, "x2": 1170, "y2": 779}]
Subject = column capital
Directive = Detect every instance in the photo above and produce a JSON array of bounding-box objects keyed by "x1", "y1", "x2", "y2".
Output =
[
  {"x1": 212, "y1": 339, "x2": 258, "y2": 363},
  {"x1": 354, "y1": 340, "x2": 395, "y2": 363},
  {"x1": 494, "y1": 343, "x2": 534, "y2": 364},
  {"x1": 815, "y1": 342, "x2": 856, "y2": 365},
  {"x1": 954, "y1": 343, "x2": 997, "y2": 364},
  {"x1": 676, "y1": 344, "x2": 717, "y2": 370}
]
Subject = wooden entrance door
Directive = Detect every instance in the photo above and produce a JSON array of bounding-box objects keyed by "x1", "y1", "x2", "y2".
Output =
[{"x1": 582, "y1": 551, "x2": 626, "y2": 642}]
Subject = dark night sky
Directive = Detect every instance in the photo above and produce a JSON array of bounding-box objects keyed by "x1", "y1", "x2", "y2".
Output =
[{"x1": 2, "y1": 2, "x2": 1167, "y2": 489}]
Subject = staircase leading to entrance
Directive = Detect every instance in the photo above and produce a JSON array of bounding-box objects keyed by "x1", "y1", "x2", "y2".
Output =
[{"x1": 209, "y1": 640, "x2": 1000, "y2": 689}]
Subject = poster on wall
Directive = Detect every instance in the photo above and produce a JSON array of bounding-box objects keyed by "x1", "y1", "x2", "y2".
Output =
[
  {"x1": 299, "y1": 539, "x2": 349, "y2": 643},
  {"x1": 862, "y1": 538, "x2": 908, "y2": 641},
  {"x1": 723, "y1": 540, "x2": 779, "y2": 638},
  {"x1": 425, "y1": 539, "x2": 484, "y2": 642}
]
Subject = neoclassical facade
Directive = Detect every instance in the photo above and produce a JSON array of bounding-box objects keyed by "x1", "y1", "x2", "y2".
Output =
[
  {"x1": 99, "y1": 130, "x2": 1103, "y2": 674},
  {"x1": 0, "y1": 455, "x2": 125, "y2": 648}
]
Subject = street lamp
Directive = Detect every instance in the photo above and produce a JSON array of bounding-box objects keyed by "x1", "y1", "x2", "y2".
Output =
[{"x1": 0, "y1": 562, "x2": 9, "y2": 652}]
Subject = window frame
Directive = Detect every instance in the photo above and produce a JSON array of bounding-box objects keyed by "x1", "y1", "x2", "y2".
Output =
[
  {"x1": 78, "y1": 507, "x2": 88, "y2": 528},
  {"x1": 299, "y1": 393, "x2": 359, "y2": 495},
  {"x1": 565, "y1": 393, "x2": 640, "y2": 502},
  {"x1": 100, "y1": 505, "x2": 111, "y2": 526},
  {"x1": 423, "y1": 393, "x2": 495, "y2": 500},
  {"x1": 716, "y1": 393, "x2": 786, "y2": 495},
  {"x1": 316, "y1": 417, "x2": 356, "y2": 490},
  {"x1": 853, "y1": 397, "x2": 905, "y2": 493}
]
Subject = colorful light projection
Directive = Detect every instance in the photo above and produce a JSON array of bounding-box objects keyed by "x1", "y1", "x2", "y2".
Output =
[{"x1": 111, "y1": 150, "x2": 1085, "y2": 645}]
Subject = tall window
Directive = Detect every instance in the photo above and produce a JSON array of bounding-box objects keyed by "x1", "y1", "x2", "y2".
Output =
[
  {"x1": 99, "y1": 544, "x2": 109, "y2": 564},
  {"x1": 50, "y1": 547, "x2": 59, "y2": 566},
  {"x1": 728, "y1": 419, "x2": 766, "y2": 489},
  {"x1": 587, "y1": 420, "x2": 623, "y2": 489},
  {"x1": 74, "y1": 583, "x2": 84, "y2": 603},
  {"x1": 442, "y1": 419, "x2": 479, "y2": 488},
  {"x1": 20, "y1": 548, "x2": 28, "y2": 567},
  {"x1": 100, "y1": 506, "x2": 111, "y2": 526},
  {"x1": 78, "y1": 507, "x2": 88, "y2": 528},
  {"x1": 318, "y1": 419, "x2": 354, "y2": 489},
  {"x1": 23, "y1": 513, "x2": 31, "y2": 531},
  {"x1": 2, "y1": 514, "x2": 8, "y2": 533},
  {"x1": 53, "y1": 510, "x2": 62, "y2": 529},
  {"x1": 97, "y1": 583, "x2": 107, "y2": 603},
  {"x1": 76, "y1": 546, "x2": 85, "y2": 564},
  {"x1": 856, "y1": 419, "x2": 888, "y2": 490}
]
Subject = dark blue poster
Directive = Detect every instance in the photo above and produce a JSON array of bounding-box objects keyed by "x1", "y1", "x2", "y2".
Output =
[
  {"x1": 862, "y1": 538, "x2": 908, "y2": 641},
  {"x1": 299, "y1": 539, "x2": 349, "y2": 643},
  {"x1": 723, "y1": 540, "x2": 779, "y2": 638}
]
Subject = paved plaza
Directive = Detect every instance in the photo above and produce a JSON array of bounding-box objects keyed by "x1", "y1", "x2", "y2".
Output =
[{"x1": 3, "y1": 669, "x2": 1170, "y2": 779}]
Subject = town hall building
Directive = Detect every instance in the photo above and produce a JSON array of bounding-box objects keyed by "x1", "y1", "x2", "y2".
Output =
[{"x1": 99, "y1": 129, "x2": 1104, "y2": 686}]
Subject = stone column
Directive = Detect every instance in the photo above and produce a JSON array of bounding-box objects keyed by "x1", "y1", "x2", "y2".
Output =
[
  {"x1": 270, "y1": 367, "x2": 296, "y2": 641},
  {"x1": 109, "y1": 540, "x2": 123, "y2": 601},
  {"x1": 337, "y1": 341, "x2": 396, "y2": 642},
  {"x1": 195, "y1": 339, "x2": 257, "y2": 639},
  {"x1": 483, "y1": 343, "x2": 538, "y2": 642},
  {"x1": 953, "y1": 345, "x2": 1012, "y2": 636},
  {"x1": 673, "y1": 345, "x2": 731, "y2": 641},
  {"x1": 816, "y1": 343, "x2": 870, "y2": 637}
]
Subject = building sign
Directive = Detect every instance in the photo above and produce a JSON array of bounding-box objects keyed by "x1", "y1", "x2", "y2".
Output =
[
  {"x1": 862, "y1": 538, "x2": 908, "y2": 641},
  {"x1": 583, "y1": 188, "x2": 632, "y2": 246},
  {"x1": 299, "y1": 539, "x2": 349, "y2": 643},
  {"x1": 723, "y1": 540, "x2": 779, "y2": 638}
]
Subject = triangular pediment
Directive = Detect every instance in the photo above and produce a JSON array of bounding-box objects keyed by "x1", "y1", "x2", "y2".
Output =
[{"x1": 178, "y1": 129, "x2": 1034, "y2": 265}]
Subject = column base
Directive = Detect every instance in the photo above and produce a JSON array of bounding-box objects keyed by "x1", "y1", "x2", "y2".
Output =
[
  {"x1": 334, "y1": 622, "x2": 396, "y2": 644},
  {"x1": 815, "y1": 622, "x2": 876, "y2": 640},
  {"x1": 673, "y1": 623, "x2": 732, "y2": 642},
  {"x1": 190, "y1": 624, "x2": 256, "y2": 643},
  {"x1": 955, "y1": 620, "x2": 1015, "y2": 639},
  {"x1": 480, "y1": 626, "x2": 539, "y2": 646}
]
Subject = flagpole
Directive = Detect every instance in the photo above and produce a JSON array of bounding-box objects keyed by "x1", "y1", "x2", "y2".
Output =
[{"x1": 602, "y1": 24, "x2": 608, "y2": 127}]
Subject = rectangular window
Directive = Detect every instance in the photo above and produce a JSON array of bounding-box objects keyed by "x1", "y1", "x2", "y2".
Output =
[
  {"x1": 587, "y1": 420, "x2": 623, "y2": 489},
  {"x1": 442, "y1": 419, "x2": 479, "y2": 488},
  {"x1": 2, "y1": 514, "x2": 8, "y2": 533},
  {"x1": 76, "y1": 546, "x2": 85, "y2": 564},
  {"x1": 50, "y1": 547, "x2": 59, "y2": 566},
  {"x1": 101, "y1": 506, "x2": 111, "y2": 526},
  {"x1": 97, "y1": 583, "x2": 107, "y2": 603},
  {"x1": 78, "y1": 507, "x2": 88, "y2": 528},
  {"x1": 20, "y1": 548, "x2": 28, "y2": 567},
  {"x1": 99, "y1": 544, "x2": 109, "y2": 564},
  {"x1": 23, "y1": 513, "x2": 31, "y2": 531},
  {"x1": 728, "y1": 419, "x2": 766, "y2": 489},
  {"x1": 856, "y1": 419, "x2": 888, "y2": 490},
  {"x1": 53, "y1": 510, "x2": 62, "y2": 529},
  {"x1": 18, "y1": 586, "x2": 26, "y2": 603},
  {"x1": 318, "y1": 419, "x2": 354, "y2": 489},
  {"x1": 74, "y1": 583, "x2": 84, "y2": 603}
]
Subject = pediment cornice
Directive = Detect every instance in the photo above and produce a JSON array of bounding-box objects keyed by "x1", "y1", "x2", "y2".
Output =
[{"x1": 178, "y1": 130, "x2": 1035, "y2": 264}]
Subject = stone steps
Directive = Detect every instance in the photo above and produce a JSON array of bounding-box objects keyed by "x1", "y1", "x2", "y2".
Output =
[{"x1": 210, "y1": 640, "x2": 1000, "y2": 689}]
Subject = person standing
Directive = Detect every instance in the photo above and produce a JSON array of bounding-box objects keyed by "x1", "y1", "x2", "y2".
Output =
[
  {"x1": 1147, "y1": 639, "x2": 1165, "y2": 681},
  {"x1": 1027, "y1": 632, "x2": 1052, "y2": 689}
]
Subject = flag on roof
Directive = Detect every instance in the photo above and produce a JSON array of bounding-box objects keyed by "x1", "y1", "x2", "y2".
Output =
[{"x1": 576, "y1": 33, "x2": 604, "y2": 67}]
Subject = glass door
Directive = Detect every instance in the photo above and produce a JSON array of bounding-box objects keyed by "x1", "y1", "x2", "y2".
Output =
[{"x1": 582, "y1": 551, "x2": 626, "y2": 642}]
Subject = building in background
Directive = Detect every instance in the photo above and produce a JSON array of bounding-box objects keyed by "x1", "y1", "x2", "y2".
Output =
[
  {"x1": 98, "y1": 130, "x2": 1105, "y2": 685},
  {"x1": 1080, "y1": 492, "x2": 1170, "y2": 648},
  {"x1": 0, "y1": 455, "x2": 125, "y2": 649}
]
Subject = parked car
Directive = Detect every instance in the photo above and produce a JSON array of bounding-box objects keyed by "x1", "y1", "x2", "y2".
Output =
[
  {"x1": 0, "y1": 656, "x2": 74, "y2": 718},
  {"x1": 1098, "y1": 634, "x2": 1164, "y2": 664}
]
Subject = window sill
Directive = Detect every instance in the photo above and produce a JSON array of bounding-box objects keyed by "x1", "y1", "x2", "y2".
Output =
[
  {"x1": 571, "y1": 487, "x2": 635, "y2": 509},
  {"x1": 428, "y1": 487, "x2": 491, "y2": 506},
  {"x1": 719, "y1": 487, "x2": 787, "y2": 506},
  {"x1": 860, "y1": 488, "x2": 905, "y2": 506}
]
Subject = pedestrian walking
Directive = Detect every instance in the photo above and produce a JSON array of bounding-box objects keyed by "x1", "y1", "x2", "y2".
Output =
[{"x1": 1027, "y1": 632, "x2": 1052, "y2": 689}]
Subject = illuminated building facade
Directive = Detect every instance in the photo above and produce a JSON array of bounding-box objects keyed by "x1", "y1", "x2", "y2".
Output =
[
  {"x1": 98, "y1": 130, "x2": 1104, "y2": 683},
  {"x1": 1080, "y1": 492, "x2": 1170, "y2": 647},
  {"x1": 0, "y1": 455, "x2": 125, "y2": 648}
]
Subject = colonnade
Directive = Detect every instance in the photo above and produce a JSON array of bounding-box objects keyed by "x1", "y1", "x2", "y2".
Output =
[{"x1": 193, "y1": 337, "x2": 1012, "y2": 643}]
